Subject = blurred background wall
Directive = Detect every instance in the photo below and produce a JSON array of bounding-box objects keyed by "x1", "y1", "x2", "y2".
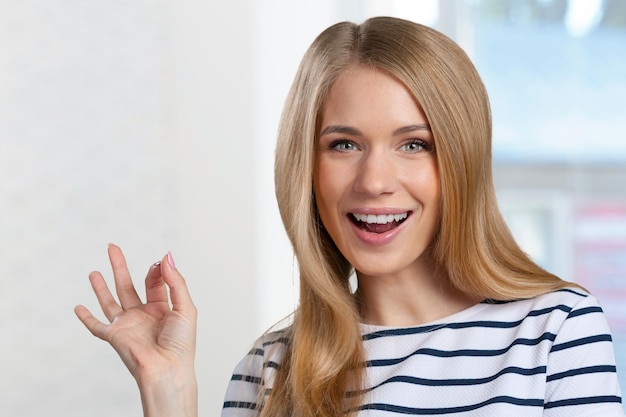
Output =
[{"x1": 0, "y1": 0, "x2": 624, "y2": 415}]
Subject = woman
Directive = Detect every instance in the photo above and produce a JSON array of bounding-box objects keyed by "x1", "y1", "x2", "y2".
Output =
[{"x1": 76, "y1": 17, "x2": 624, "y2": 417}]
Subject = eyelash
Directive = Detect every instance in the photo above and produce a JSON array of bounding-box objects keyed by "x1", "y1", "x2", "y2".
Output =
[
  {"x1": 327, "y1": 138, "x2": 433, "y2": 153},
  {"x1": 400, "y1": 139, "x2": 432, "y2": 153},
  {"x1": 329, "y1": 139, "x2": 358, "y2": 152}
]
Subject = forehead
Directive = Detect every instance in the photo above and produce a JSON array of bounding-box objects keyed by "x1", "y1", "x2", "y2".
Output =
[{"x1": 320, "y1": 65, "x2": 428, "y2": 130}]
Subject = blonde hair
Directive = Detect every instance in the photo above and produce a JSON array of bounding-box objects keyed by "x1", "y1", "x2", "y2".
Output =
[{"x1": 268, "y1": 16, "x2": 577, "y2": 417}]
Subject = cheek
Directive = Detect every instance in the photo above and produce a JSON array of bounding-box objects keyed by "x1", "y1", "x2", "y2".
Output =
[{"x1": 404, "y1": 160, "x2": 441, "y2": 200}]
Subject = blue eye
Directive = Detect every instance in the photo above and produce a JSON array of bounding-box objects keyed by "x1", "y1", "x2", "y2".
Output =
[
  {"x1": 401, "y1": 139, "x2": 431, "y2": 153},
  {"x1": 330, "y1": 140, "x2": 358, "y2": 152}
]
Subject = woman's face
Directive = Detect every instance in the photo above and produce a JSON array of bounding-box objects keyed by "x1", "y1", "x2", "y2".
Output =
[{"x1": 314, "y1": 66, "x2": 441, "y2": 278}]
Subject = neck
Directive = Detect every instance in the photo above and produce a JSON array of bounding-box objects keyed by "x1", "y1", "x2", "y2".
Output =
[{"x1": 355, "y1": 261, "x2": 479, "y2": 327}]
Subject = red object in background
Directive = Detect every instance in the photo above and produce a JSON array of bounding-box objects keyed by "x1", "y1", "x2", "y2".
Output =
[{"x1": 574, "y1": 204, "x2": 626, "y2": 333}]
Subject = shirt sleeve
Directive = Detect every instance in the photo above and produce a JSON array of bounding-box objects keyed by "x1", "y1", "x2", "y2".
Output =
[
  {"x1": 221, "y1": 343, "x2": 265, "y2": 417},
  {"x1": 221, "y1": 331, "x2": 287, "y2": 417},
  {"x1": 544, "y1": 293, "x2": 625, "y2": 417}
]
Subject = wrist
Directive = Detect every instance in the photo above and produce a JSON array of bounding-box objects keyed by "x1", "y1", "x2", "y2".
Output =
[{"x1": 137, "y1": 367, "x2": 198, "y2": 417}]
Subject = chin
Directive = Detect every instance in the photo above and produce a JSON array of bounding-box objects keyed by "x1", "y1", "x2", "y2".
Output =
[{"x1": 352, "y1": 261, "x2": 405, "y2": 278}]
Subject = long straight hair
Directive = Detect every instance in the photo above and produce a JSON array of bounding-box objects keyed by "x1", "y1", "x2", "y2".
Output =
[{"x1": 268, "y1": 16, "x2": 577, "y2": 417}]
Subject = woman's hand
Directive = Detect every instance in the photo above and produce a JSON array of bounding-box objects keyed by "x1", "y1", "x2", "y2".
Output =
[{"x1": 74, "y1": 244, "x2": 198, "y2": 417}]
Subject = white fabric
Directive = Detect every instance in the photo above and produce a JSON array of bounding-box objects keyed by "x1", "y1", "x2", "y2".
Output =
[{"x1": 222, "y1": 289, "x2": 625, "y2": 416}]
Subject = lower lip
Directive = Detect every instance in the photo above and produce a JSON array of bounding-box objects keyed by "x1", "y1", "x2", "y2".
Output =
[{"x1": 349, "y1": 216, "x2": 408, "y2": 247}]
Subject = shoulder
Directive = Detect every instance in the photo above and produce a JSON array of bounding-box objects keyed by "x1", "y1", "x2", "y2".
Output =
[
  {"x1": 488, "y1": 286, "x2": 594, "y2": 308},
  {"x1": 481, "y1": 287, "x2": 601, "y2": 323},
  {"x1": 222, "y1": 329, "x2": 290, "y2": 416},
  {"x1": 483, "y1": 287, "x2": 612, "y2": 337},
  {"x1": 230, "y1": 328, "x2": 290, "y2": 379},
  {"x1": 527, "y1": 286, "x2": 599, "y2": 310},
  {"x1": 491, "y1": 287, "x2": 615, "y2": 360},
  {"x1": 532, "y1": 290, "x2": 624, "y2": 415}
]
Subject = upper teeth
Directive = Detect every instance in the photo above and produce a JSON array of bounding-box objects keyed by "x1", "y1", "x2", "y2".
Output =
[{"x1": 353, "y1": 212, "x2": 408, "y2": 224}]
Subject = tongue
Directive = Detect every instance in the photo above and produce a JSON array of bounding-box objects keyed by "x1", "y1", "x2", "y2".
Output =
[{"x1": 361, "y1": 222, "x2": 398, "y2": 234}]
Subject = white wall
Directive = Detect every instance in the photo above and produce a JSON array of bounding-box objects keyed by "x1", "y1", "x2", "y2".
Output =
[
  {"x1": 0, "y1": 2, "x2": 178, "y2": 415},
  {"x1": 168, "y1": 1, "x2": 259, "y2": 414}
]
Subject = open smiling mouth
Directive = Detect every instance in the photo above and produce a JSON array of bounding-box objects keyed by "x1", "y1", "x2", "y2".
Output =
[{"x1": 349, "y1": 212, "x2": 411, "y2": 234}]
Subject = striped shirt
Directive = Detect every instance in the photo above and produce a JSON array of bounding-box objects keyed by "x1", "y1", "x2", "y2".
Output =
[{"x1": 222, "y1": 289, "x2": 624, "y2": 416}]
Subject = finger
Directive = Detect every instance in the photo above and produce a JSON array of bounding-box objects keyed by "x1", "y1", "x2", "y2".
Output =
[
  {"x1": 89, "y1": 271, "x2": 123, "y2": 322},
  {"x1": 161, "y1": 252, "x2": 196, "y2": 316},
  {"x1": 145, "y1": 261, "x2": 168, "y2": 304},
  {"x1": 108, "y1": 243, "x2": 142, "y2": 309},
  {"x1": 74, "y1": 304, "x2": 109, "y2": 341}
]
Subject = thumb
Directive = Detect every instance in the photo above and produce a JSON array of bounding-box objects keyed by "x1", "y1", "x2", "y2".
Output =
[{"x1": 161, "y1": 251, "x2": 196, "y2": 316}]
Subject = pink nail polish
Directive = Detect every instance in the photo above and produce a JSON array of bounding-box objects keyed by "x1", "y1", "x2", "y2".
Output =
[
  {"x1": 152, "y1": 261, "x2": 162, "y2": 269},
  {"x1": 167, "y1": 251, "x2": 176, "y2": 268}
]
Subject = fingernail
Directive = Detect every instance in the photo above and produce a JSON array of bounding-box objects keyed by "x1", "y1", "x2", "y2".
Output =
[
  {"x1": 152, "y1": 261, "x2": 161, "y2": 269},
  {"x1": 167, "y1": 251, "x2": 176, "y2": 269}
]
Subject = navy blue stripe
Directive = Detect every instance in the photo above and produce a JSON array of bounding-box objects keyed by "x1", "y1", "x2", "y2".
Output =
[
  {"x1": 544, "y1": 395, "x2": 622, "y2": 409},
  {"x1": 528, "y1": 305, "x2": 571, "y2": 317},
  {"x1": 568, "y1": 306, "x2": 603, "y2": 318},
  {"x1": 230, "y1": 373, "x2": 262, "y2": 384},
  {"x1": 363, "y1": 305, "x2": 571, "y2": 341},
  {"x1": 249, "y1": 348, "x2": 264, "y2": 356},
  {"x1": 556, "y1": 287, "x2": 588, "y2": 297},
  {"x1": 547, "y1": 365, "x2": 617, "y2": 382},
  {"x1": 362, "y1": 366, "x2": 546, "y2": 390},
  {"x1": 358, "y1": 396, "x2": 543, "y2": 415},
  {"x1": 262, "y1": 336, "x2": 289, "y2": 347},
  {"x1": 368, "y1": 333, "x2": 556, "y2": 366},
  {"x1": 550, "y1": 334, "x2": 613, "y2": 353},
  {"x1": 223, "y1": 401, "x2": 258, "y2": 409},
  {"x1": 482, "y1": 298, "x2": 515, "y2": 304},
  {"x1": 248, "y1": 338, "x2": 287, "y2": 357},
  {"x1": 363, "y1": 323, "x2": 453, "y2": 339},
  {"x1": 482, "y1": 288, "x2": 586, "y2": 304}
]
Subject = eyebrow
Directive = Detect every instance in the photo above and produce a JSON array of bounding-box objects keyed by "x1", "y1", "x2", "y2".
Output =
[
  {"x1": 393, "y1": 124, "x2": 431, "y2": 135},
  {"x1": 319, "y1": 124, "x2": 431, "y2": 137},
  {"x1": 319, "y1": 125, "x2": 362, "y2": 136}
]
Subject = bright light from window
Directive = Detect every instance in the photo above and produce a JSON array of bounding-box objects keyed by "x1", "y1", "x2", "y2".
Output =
[
  {"x1": 365, "y1": 0, "x2": 439, "y2": 27},
  {"x1": 565, "y1": 0, "x2": 605, "y2": 37}
]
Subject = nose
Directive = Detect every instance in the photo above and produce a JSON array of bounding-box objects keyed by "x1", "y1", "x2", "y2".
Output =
[{"x1": 353, "y1": 148, "x2": 397, "y2": 196}]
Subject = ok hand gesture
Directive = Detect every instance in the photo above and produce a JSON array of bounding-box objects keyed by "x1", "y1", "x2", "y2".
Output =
[{"x1": 74, "y1": 244, "x2": 198, "y2": 417}]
